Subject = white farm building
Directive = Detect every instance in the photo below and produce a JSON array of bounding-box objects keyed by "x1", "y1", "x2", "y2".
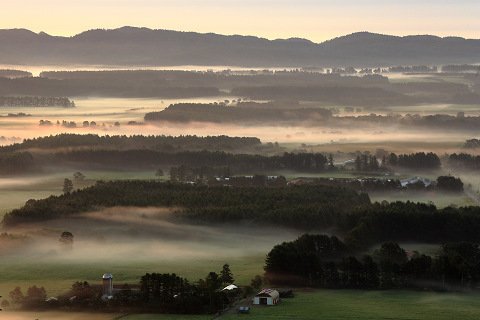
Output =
[{"x1": 253, "y1": 289, "x2": 280, "y2": 305}]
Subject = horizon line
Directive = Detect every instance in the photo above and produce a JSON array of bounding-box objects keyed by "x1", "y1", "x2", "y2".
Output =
[{"x1": 1, "y1": 26, "x2": 477, "y2": 44}]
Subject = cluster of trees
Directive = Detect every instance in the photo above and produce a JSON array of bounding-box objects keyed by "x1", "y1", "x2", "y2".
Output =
[
  {"x1": 387, "y1": 152, "x2": 441, "y2": 169},
  {"x1": 449, "y1": 153, "x2": 480, "y2": 170},
  {"x1": 144, "y1": 103, "x2": 332, "y2": 124},
  {"x1": 7, "y1": 286, "x2": 47, "y2": 309},
  {"x1": 2, "y1": 134, "x2": 262, "y2": 153},
  {"x1": 354, "y1": 154, "x2": 381, "y2": 172},
  {"x1": 2, "y1": 181, "x2": 369, "y2": 229},
  {"x1": 265, "y1": 234, "x2": 480, "y2": 290},
  {"x1": 464, "y1": 139, "x2": 480, "y2": 149},
  {"x1": 436, "y1": 176, "x2": 463, "y2": 192},
  {"x1": 140, "y1": 264, "x2": 234, "y2": 313},
  {"x1": 0, "y1": 96, "x2": 74, "y2": 107}
]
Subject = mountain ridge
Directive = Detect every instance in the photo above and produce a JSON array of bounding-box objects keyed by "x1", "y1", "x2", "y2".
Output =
[{"x1": 0, "y1": 27, "x2": 479, "y2": 67}]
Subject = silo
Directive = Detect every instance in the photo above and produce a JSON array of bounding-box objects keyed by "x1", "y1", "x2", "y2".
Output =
[{"x1": 102, "y1": 273, "x2": 113, "y2": 296}]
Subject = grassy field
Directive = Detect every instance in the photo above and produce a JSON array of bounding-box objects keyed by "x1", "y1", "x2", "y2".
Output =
[
  {"x1": 220, "y1": 290, "x2": 480, "y2": 320},
  {"x1": 4, "y1": 290, "x2": 480, "y2": 320},
  {"x1": 118, "y1": 290, "x2": 480, "y2": 320}
]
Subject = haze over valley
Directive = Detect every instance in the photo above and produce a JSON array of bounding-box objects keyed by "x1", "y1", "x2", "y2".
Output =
[{"x1": 1, "y1": 1, "x2": 480, "y2": 318}]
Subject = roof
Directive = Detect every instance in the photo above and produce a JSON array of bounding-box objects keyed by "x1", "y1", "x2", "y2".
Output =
[
  {"x1": 400, "y1": 176, "x2": 432, "y2": 188},
  {"x1": 222, "y1": 284, "x2": 239, "y2": 291},
  {"x1": 255, "y1": 289, "x2": 280, "y2": 299}
]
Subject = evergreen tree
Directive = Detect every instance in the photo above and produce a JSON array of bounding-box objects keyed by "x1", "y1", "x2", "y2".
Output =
[
  {"x1": 220, "y1": 264, "x2": 234, "y2": 285},
  {"x1": 63, "y1": 178, "x2": 73, "y2": 194}
]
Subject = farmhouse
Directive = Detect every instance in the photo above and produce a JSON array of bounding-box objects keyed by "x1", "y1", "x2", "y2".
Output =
[{"x1": 253, "y1": 289, "x2": 280, "y2": 305}]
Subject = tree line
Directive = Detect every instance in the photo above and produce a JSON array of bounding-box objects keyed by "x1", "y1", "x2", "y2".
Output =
[
  {"x1": 387, "y1": 152, "x2": 441, "y2": 169},
  {"x1": 0, "y1": 96, "x2": 74, "y2": 107},
  {"x1": 449, "y1": 153, "x2": 480, "y2": 170},
  {"x1": 265, "y1": 234, "x2": 480, "y2": 290},
  {"x1": 1, "y1": 133, "x2": 262, "y2": 153}
]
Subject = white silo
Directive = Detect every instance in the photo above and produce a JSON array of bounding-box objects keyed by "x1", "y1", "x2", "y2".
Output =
[{"x1": 102, "y1": 273, "x2": 113, "y2": 296}]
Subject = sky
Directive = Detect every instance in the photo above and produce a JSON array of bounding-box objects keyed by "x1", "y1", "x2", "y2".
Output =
[{"x1": 1, "y1": 0, "x2": 479, "y2": 42}]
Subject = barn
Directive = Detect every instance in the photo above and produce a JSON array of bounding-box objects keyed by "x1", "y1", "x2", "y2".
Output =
[{"x1": 253, "y1": 289, "x2": 280, "y2": 305}]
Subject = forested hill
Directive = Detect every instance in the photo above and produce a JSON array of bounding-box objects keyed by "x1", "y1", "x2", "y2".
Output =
[
  {"x1": 2, "y1": 181, "x2": 370, "y2": 228},
  {"x1": 0, "y1": 28, "x2": 479, "y2": 67}
]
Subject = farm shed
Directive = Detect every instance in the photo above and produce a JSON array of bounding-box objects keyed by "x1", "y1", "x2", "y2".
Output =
[{"x1": 253, "y1": 289, "x2": 280, "y2": 305}]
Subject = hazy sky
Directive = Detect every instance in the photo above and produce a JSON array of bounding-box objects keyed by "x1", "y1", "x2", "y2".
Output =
[{"x1": 2, "y1": 0, "x2": 479, "y2": 42}]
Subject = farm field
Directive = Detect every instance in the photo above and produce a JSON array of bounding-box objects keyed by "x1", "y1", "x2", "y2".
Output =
[
  {"x1": 0, "y1": 254, "x2": 266, "y2": 297},
  {"x1": 220, "y1": 290, "x2": 480, "y2": 320},
  {"x1": 4, "y1": 290, "x2": 480, "y2": 320},
  {"x1": 117, "y1": 290, "x2": 480, "y2": 320}
]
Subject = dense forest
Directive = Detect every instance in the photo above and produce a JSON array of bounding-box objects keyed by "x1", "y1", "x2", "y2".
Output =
[
  {"x1": 2, "y1": 181, "x2": 369, "y2": 228},
  {"x1": 265, "y1": 234, "x2": 480, "y2": 290}
]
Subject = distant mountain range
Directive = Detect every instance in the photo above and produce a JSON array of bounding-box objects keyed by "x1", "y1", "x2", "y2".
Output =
[{"x1": 0, "y1": 27, "x2": 479, "y2": 67}]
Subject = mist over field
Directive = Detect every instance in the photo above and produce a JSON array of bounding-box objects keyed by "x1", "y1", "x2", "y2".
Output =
[{"x1": 4, "y1": 207, "x2": 301, "y2": 262}]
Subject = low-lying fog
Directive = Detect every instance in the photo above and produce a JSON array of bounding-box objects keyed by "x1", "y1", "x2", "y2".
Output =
[
  {"x1": 4, "y1": 207, "x2": 302, "y2": 263},
  {"x1": 0, "y1": 106, "x2": 474, "y2": 148}
]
